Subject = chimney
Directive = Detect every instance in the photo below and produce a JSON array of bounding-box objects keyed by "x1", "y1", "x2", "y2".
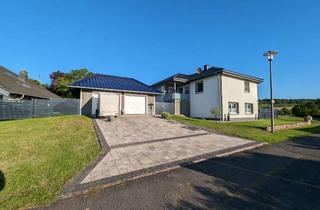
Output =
[
  {"x1": 204, "y1": 64, "x2": 209, "y2": 71},
  {"x1": 196, "y1": 67, "x2": 202, "y2": 74},
  {"x1": 18, "y1": 70, "x2": 28, "y2": 81}
]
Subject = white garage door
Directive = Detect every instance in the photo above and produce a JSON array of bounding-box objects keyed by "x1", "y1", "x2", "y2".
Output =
[{"x1": 124, "y1": 95, "x2": 146, "y2": 114}]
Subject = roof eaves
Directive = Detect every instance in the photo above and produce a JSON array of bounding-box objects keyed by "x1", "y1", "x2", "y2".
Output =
[
  {"x1": 69, "y1": 85, "x2": 162, "y2": 95},
  {"x1": 151, "y1": 73, "x2": 190, "y2": 87},
  {"x1": 0, "y1": 87, "x2": 10, "y2": 96},
  {"x1": 221, "y1": 69, "x2": 264, "y2": 83}
]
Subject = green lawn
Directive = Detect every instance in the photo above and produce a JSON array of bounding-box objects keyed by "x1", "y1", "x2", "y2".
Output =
[
  {"x1": 169, "y1": 115, "x2": 320, "y2": 143},
  {"x1": 0, "y1": 116, "x2": 100, "y2": 210}
]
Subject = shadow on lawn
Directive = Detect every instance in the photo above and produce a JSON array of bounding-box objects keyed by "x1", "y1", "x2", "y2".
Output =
[
  {"x1": 166, "y1": 136, "x2": 320, "y2": 210},
  {"x1": 0, "y1": 170, "x2": 5, "y2": 191},
  {"x1": 297, "y1": 124, "x2": 320, "y2": 134}
]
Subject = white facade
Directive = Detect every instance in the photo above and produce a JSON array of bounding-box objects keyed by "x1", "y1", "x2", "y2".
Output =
[
  {"x1": 220, "y1": 75, "x2": 259, "y2": 120},
  {"x1": 153, "y1": 70, "x2": 261, "y2": 120},
  {"x1": 189, "y1": 76, "x2": 221, "y2": 118},
  {"x1": 188, "y1": 75, "x2": 259, "y2": 119}
]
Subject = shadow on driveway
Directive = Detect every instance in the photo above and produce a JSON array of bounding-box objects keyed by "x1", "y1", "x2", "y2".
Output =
[
  {"x1": 168, "y1": 136, "x2": 320, "y2": 210},
  {"x1": 38, "y1": 135, "x2": 320, "y2": 210}
]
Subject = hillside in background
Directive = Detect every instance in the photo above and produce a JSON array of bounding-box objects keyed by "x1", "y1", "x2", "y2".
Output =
[{"x1": 259, "y1": 99, "x2": 317, "y2": 109}]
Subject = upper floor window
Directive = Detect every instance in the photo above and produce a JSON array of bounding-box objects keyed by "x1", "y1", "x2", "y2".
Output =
[
  {"x1": 156, "y1": 87, "x2": 162, "y2": 92},
  {"x1": 168, "y1": 86, "x2": 174, "y2": 94},
  {"x1": 183, "y1": 86, "x2": 190, "y2": 94},
  {"x1": 244, "y1": 81, "x2": 250, "y2": 93},
  {"x1": 245, "y1": 103, "x2": 254, "y2": 114},
  {"x1": 178, "y1": 87, "x2": 183, "y2": 94},
  {"x1": 228, "y1": 102, "x2": 239, "y2": 114},
  {"x1": 195, "y1": 81, "x2": 204, "y2": 94}
]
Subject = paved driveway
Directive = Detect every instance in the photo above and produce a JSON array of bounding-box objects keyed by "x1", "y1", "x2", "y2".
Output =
[
  {"x1": 98, "y1": 115, "x2": 208, "y2": 148},
  {"x1": 41, "y1": 135, "x2": 320, "y2": 210},
  {"x1": 76, "y1": 116, "x2": 260, "y2": 188}
]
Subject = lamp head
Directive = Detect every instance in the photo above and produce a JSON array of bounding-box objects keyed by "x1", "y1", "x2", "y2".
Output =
[{"x1": 263, "y1": 50, "x2": 278, "y2": 61}]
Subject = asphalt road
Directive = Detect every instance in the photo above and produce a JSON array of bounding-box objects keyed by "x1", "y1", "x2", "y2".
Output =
[{"x1": 40, "y1": 135, "x2": 320, "y2": 210}]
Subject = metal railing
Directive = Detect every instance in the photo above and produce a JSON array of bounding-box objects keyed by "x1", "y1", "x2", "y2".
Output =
[
  {"x1": 259, "y1": 108, "x2": 279, "y2": 119},
  {"x1": 156, "y1": 93, "x2": 190, "y2": 102}
]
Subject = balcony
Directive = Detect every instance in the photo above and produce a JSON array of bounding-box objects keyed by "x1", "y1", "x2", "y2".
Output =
[{"x1": 156, "y1": 93, "x2": 190, "y2": 102}]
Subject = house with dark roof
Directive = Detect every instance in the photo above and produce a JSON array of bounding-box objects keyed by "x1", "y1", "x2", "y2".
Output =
[
  {"x1": 152, "y1": 64, "x2": 263, "y2": 121},
  {"x1": 70, "y1": 74, "x2": 161, "y2": 116},
  {"x1": 0, "y1": 66, "x2": 60, "y2": 100}
]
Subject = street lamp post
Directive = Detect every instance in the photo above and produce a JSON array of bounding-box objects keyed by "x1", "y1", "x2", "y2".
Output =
[{"x1": 263, "y1": 50, "x2": 277, "y2": 133}]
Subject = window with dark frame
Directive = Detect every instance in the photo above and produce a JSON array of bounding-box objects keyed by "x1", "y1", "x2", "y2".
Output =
[
  {"x1": 228, "y1": 102, "x2": 239, "y2": 114},
  {"x1": 183, "y1": 86, "x2": 190, "y2": 94},
  {"x1": 195, "y1": 81, "x2": 204, "y2": 94},
  {"x1": 245, "y1": 103, "x2": 253, "y2": 114},
  {"x1": 244, "y1": 81, "x2": 250, "y2": 92}
]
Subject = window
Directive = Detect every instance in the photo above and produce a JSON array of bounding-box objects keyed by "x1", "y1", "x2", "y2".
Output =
[
  {"x1": 244, "y1": 81, "x2": 250, "y2": 93},
  {"x1": 245, "y1": 103, "x2": 254, "y2": 114},
  {"x1": 156, "y1": 87, "x2": 162, "y2": 92},
  {"x1": 183, "y1": 86, "x2": 190, "y2": 94},
  {"x1": 195, "y1": 81, "x2": 204, "y2": 94},
  {"x1": 228, "y1": 102, "x2": 239, "y2": 114},
  {"x1": 178, "y1": 87, "x2": 183, "y2": 94},
  {"x1": 168, "y1": 87, "x2": 174, "y2": 94}
]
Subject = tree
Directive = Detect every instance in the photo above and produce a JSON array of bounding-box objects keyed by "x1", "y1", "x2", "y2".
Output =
[
  {"x1": 28, "y1": 79, "x2": 41, "y2": 86},
  {"x1": 49, "y1": 68, "x2": 93, "y2": 98},
  {"x1": 28, "y1": 79, "x2": 49, "y2": 89},
  {"x1": 210, "y1": 107, "x2": 221, "y2": 120},
  {"x1": 49, "y1": 71, "x2": 66, "y2": 92},
  {"x1": 278, "y1": 107, "x2": 291, "y2": 115},
  {"x1": 292, "y1": 101, "x2": 320, "y2": 116}
]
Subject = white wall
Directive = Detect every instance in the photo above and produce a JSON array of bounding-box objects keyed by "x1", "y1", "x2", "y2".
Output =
[
  {"x1": 221, "y1": 75, "x2": 258, "y2": 119},
  {"x1": 189, "y1": 76, "x2": 220, "y2": 118}
]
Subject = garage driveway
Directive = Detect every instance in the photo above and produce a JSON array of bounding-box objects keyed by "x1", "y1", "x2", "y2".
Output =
[
  {"x1": 70, "y1": 116, "x2": 263, "y2": 193},
  {"x1": 97, "y1": 115, "x2": 210, "y2": 148}
]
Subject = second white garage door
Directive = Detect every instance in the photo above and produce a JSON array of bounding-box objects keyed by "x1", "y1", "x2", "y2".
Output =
[{"x1": 124, "y1": 95, "x2": 146, "y2": 114}]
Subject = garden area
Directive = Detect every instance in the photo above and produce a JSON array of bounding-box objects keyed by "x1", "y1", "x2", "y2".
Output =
[
  {"x1": 0, "y1": 116, "x2": 100, "y2": 210},
  {"x1": 168, "y1": 115, "x2": 320, "y2": 143}
]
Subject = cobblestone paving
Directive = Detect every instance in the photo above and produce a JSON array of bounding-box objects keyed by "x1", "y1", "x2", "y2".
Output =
[
  {"x1": 96, "y1": 116, "x2": 208, "y2": 147},
  {"x1": 81, "y1": 116, "x2": 254, "y2": 183}
]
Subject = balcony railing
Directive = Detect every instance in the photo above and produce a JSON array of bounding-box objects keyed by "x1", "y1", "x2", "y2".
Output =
[{"x1": 156, "y1": 93, "x2": 190, "y2": 102}]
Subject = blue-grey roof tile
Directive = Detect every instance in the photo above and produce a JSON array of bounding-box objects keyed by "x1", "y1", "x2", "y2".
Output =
[{"x1": 71, "y1": 74, "x2": 160, "y2": 94}]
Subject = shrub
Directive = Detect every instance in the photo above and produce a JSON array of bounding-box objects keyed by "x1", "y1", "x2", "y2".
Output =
[
  {"x1": 278, "y1": 107, "x2": 291, "y2": 115},
  {"x1": 210, "y1": 107, "x2": 221, "y2": 119},
  {"x1": 161, "y1": 112, "x2": 171, "y2": 119},
  {"x1": 292, "y1": 102, "x2": 320, "y2": 117}
]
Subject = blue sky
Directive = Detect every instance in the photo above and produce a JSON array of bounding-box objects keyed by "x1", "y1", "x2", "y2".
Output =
[{"x1": 0, "y1": 0, "x2": 319, "y2": 99}]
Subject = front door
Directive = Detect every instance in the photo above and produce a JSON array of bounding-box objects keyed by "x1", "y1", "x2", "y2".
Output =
[{"x1": 92, "y1": 93, "x2": 99, "y2": 116}]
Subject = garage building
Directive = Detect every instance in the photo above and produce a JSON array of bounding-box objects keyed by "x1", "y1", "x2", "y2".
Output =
[{"x1": 70, "y1": 74, "x2": 161, "y2": 117}]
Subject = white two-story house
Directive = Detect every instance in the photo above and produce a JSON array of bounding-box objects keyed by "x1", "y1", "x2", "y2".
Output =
[{"x1": 152, "y1": 65, "x2": 263, "y2": 121}]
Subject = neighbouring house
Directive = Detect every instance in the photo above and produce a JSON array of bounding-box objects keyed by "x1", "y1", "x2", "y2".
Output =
[
  {"x1": 152, "y1": 65, "x2": 263, "y2": 121},
  {"x1": 0, "y1": 66, "x2": 60, "y2": 100},
  {"x1": 70, "y1": 74, "x2": 161, "y2": 116}
]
